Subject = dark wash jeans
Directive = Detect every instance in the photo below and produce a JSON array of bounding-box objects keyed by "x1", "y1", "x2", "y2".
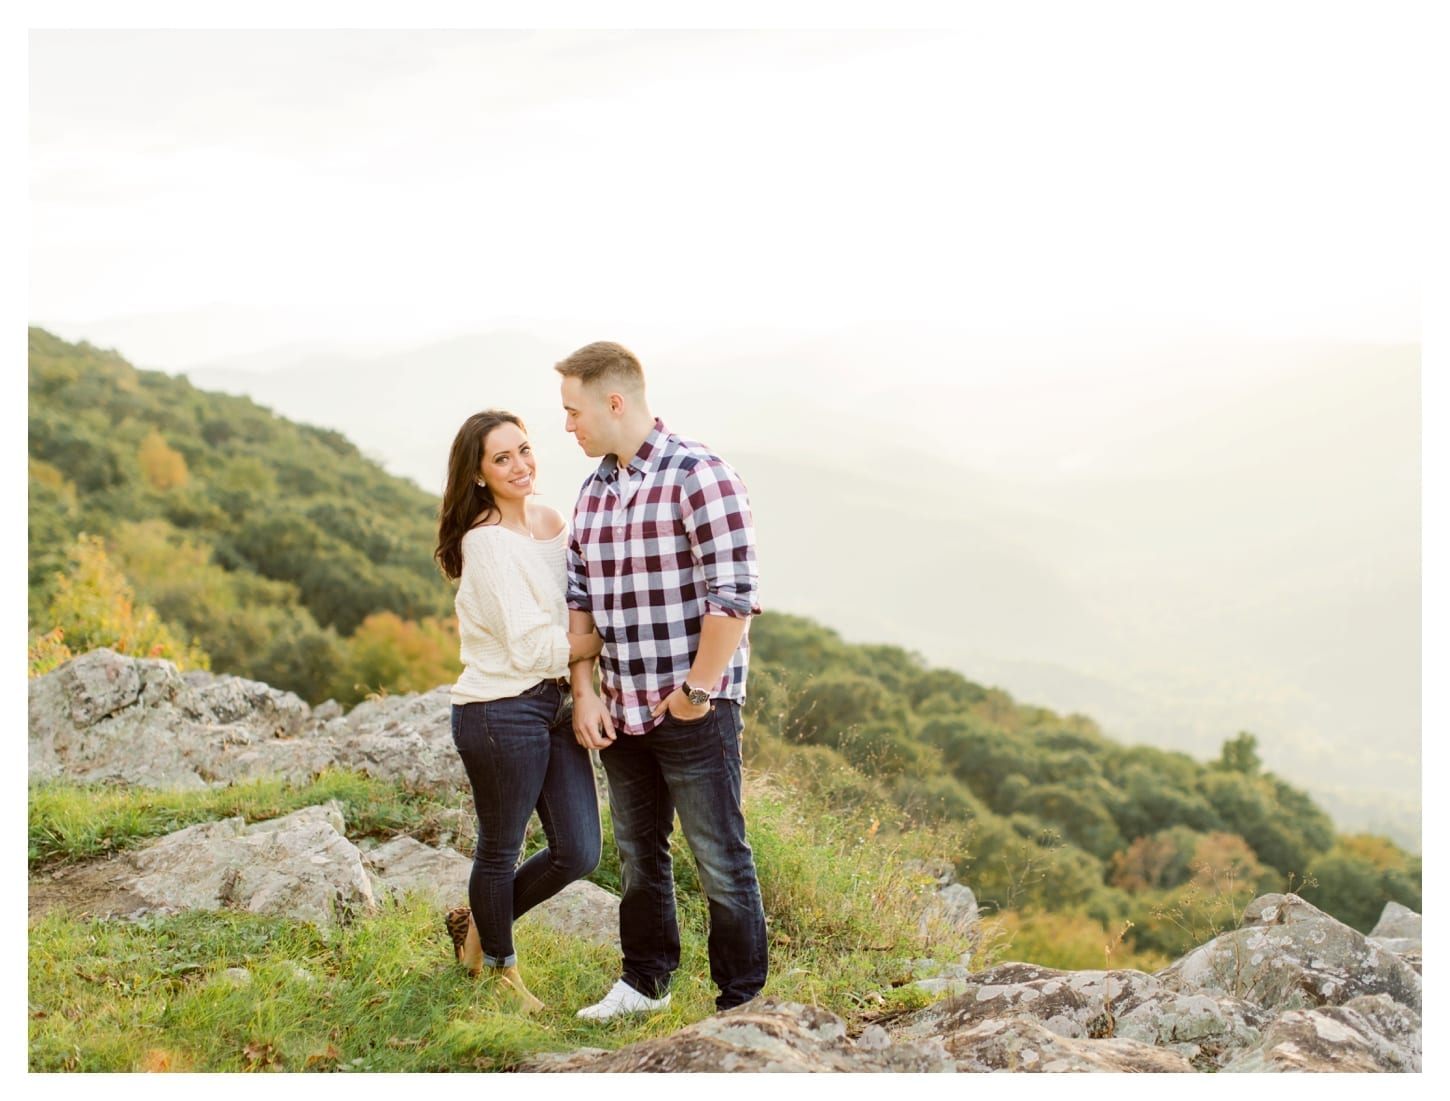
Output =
[
  {"x1": 600, "y1": 700, "x2": 768, "y2": 1010},
  {"x1": 450, "y1": 681, "x2": 601, "y2": 967}
]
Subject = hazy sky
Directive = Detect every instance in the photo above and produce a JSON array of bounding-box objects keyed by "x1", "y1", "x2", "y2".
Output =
[
  {"x1": 12, "y1": 5, "x2": 1442, "y2": 850},
  {"x1": 28, "y1": 11, "x2": 1424, "y2": 360}
]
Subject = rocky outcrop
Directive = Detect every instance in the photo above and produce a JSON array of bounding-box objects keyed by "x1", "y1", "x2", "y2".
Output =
[
  {"x1": 1156, "y1": 893, "x2": 1421, "y2": 1014},
  {"x1": 520, "y1": 879, "x2": 621, "y2": 950},
  {"x1": 31, "y1": 801, "x2": 1425, "y2": 1074},
  {"x1": 361, "y1": 835, "x2": 471, "y2": 907},
  {"x1": 1369, "y1": 900, "x2": 1421, "y2": 942},
  {"x1": 1367, "y1": 899, "x2": 1422, "y2": 969},
  {"x1": 524, "y1": 889, "x2": 1424, "y2": 1074},
  {"x1": 28, "y1": 649, "x2": 462, "y2": 792},
  {"x1": 919, "y1": 883, "x2": 978, "y2": 941},
  {"x1": 527, "y1": 995, "x2": 1194, "y2": 1073},
  {"x1": 47, "y1": 801, "x2": 624, "y2": 951},
  {"x1": 524, "y1": 913, "x2": 1422, "y2": 1074},
  {"x1": 887, "y1": 962, "x2": 1268, "y2": 1070},
  {"x1": 320, "y1": 687, "x2": 458, "y2": 791},
  {"x1": 1220, "y1": 994, "x2": 1421, "y2": 1072},
  {"x1": 28, "y1": 652, "x2": 1424, "y2": 1073},
  {"x1": 527, "y1": 998, "x2": 956, "y2": 1072},
  {"x1": 125, "y1": 803, "x2": 376, "y2": 926},
  {"x1": 931, "y1": 1015, "x2": 1193, "y2": 1072}
]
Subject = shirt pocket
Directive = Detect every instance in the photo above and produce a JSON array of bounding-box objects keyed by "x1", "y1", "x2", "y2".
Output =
[{"x1": 632, "y1": 519, "x2": 683, "y2": 571}]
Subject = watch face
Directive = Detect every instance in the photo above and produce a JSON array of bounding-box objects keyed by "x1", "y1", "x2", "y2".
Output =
[{"x1": 687, "y1": 688, "x2": 709, "y2": 705}]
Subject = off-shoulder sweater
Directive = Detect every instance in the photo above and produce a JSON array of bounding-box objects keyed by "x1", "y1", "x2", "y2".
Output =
[{"x1": 450, "y1": 525, "x2": 571, "y2": 705}]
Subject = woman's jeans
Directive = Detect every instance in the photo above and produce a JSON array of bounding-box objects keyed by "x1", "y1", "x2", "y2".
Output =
[
  {"x1": 599, "y1": 700, "x2": 769, "y2": 1010},
  {"x1": 450, "y1": 681, "x2": 601, "y2": 967}
]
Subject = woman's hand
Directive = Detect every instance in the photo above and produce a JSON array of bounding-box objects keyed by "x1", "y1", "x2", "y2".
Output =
[
  {"x1": 567, "y1": 628, "x2": 603, "y2": 663},
  {"x1": 572, "y1": 690, "x2": 616, "y2": 750}
]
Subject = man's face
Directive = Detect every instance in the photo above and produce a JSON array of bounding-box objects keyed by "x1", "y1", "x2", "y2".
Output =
[{"x1": 561, "y1": 375, "x2": 614, "y2": 458}]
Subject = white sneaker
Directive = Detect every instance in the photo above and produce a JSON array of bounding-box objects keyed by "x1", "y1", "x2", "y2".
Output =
[{"x1": 575, "y1": 979, "x2": 671, "y2": 1020}]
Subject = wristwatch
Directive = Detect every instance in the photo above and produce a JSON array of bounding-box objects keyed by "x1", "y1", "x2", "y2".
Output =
[{"x1": 683, "y1": 682, "x2": 710, "y2": 707}]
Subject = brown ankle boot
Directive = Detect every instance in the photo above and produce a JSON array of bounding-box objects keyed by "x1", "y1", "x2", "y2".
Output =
[
  {"x1": 458, "y1": 914, "x2": 484, "y2": 977},
  {"x1": 444, "y1": 907, "x2": 471, "y2": 962},
  {"x1": 494, "y1": 964, "x2": 545, "y2": 1013}
]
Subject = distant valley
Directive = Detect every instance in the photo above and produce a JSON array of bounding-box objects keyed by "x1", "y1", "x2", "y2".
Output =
[{"x1": 179, "y1": 324, "x2": 1421, "y2": 847}]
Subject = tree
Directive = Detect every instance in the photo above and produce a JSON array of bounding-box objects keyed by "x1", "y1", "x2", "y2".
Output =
[
  {"x1": 1304, "y1": 834, "x2": 1422, "y2": 933},
  {"x1": 1198, "y1": 769, "x2": 1330, "y2": 878},
  {"x1": 1112, "y1": 760, "x2": 1223, "y2": 840},
  {"x1": 1187, "y1": 831, "x2": 1274, "y2": 893},
  {"x1": 1216, "y1": 731, "x2": 1262, "y2": 774},
  {"x1": 1030, "y1": 782, "x2": 1125, "y2": 862},
  {"x1": 33, "y1": 533, "x2": 209, "y2": 673},
  {"x1": 1109, "y1": 826, "x2": 1202, "y2": 892},
  {"x1": 137, "y1": 430, "x2": 189, "y2": 490},
  {"x1": 785, "y1": 672, "x2": 900, "y2": 746},
  {"x1": 334, "y1": 612, "x2": 461, "y2": 703},
  {"x1": 906, "y1": 667, "x2": 988, "y2": 711},
  {"x1": 28, "y1": 459, "x2": 79, "y2": 610}
]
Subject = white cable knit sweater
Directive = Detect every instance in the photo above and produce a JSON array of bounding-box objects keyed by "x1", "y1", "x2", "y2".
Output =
[{"x1": 449, "y1": 525, "x2": 571, "y2": 705}]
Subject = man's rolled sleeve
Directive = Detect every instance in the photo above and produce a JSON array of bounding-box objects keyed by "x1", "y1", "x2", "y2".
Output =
[
  {"x1": 682, "y1": 460, "x2": 761, "y2": 619},
  {"x1": 566, "y1": 532, "x2": 592, "y2": 612}
]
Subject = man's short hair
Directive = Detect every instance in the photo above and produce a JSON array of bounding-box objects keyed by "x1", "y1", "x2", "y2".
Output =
[{"x1": 554, "y1": 341, "x2": 646, "y2": 395}]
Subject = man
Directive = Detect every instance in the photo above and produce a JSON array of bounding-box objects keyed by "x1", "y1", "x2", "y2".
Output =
[{"x1": 557, "y1": 341, "x2": 768, "y2": 1018}]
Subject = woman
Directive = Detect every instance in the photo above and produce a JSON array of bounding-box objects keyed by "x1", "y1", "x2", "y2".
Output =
[{"x1": 434, "y1": 409, "x2": 603, "y2": 1012}]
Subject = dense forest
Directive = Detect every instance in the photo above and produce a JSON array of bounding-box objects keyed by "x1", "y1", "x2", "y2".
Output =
[
  {"x1": 27, "y1": 327, "x2": 1421, "y2": 959},
  {"x1": 28, "y1": 327, "x2": 455, "y2": 703}
]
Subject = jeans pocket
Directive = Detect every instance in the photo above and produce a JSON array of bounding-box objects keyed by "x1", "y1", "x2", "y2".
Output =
[
  {"x1": 661, "y1": 704, "x2": 714, "y2": 729},
  {"x1": 553, "y1": 690, "x2": 574, "y2": 730}
]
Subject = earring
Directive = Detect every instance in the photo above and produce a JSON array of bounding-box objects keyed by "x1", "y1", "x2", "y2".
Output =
[{"x1": 476, "y1": 480, "x2": 486, "y2": 488}]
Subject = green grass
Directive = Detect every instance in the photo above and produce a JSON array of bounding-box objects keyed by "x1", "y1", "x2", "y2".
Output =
[
  {"x1": 27, "y1": 768, "x2": 1156, "y2": 1071},
  {"x1": 29, "y1": 898, "x2": 589, "y2": 1071},
  {"x1": 28, "y1": 769, "x2": 434, "y2": 867}
]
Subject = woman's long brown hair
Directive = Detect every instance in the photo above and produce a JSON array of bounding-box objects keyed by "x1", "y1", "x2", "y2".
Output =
[{"x1": 434, "y1": 409, "x2": 525, "y2": 581}]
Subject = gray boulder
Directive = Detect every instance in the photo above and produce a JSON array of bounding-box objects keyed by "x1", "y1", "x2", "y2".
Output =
[
  {"x1": 937, "y1": 1015, "x2": 1193, "y2": 1072},
  {"x1": 521, "y1": 879, "x2": 621, "y2": 950},
  {"x1": 1220, "y1": 994, "x2": 1421, "y2": 1072},
  {"x1": 919, "y1": 882, "x2": 978, "y2": 942},
  {"x1": 57, "y1": 645, "x2": 145, "y2": 726},
  {"x1": 896, "y1": 956, "x2": 977, "y2": 998},
  {"x1": 123, "y1": 802, "x2": 376, "y2": 926},
  {"x1": 1367, "y1": 899, "x2": 1422, "y2": 960},
  {"x1": 526, "y1": 998, "x2": 955, "y2": 1072},
  {"x1": 362, "y1": 836, "x2": 619, "y2": 950},
  {"x1": 1156, "y1": 893, "x2": 1421, "y2": 1014},
  {"x1": 29, "y1": 649, "x2": 318, "y2": 788},
  {"x1": 363, "y1": 836, "x2": 471, "y2": 907},
  {"x1": 1368, "y1": 900, "x2": 1420, "y2": 941},
  {"x1": 1114, "y1": 989, "x2": 1271, "y2": 1069},
  {"x1": 888, "y1": 962, "x2": 1267, "y2": 1070},
  {"x1": 28, "y1": 650, "x2": 467, "y2": 793},
  {"x1": 322, "y1": 686, "x2": 461, "y2": 790}
]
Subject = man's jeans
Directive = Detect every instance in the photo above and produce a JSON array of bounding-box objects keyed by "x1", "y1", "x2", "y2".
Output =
[
  {"x1": 451, "y1": 682, "x2": 601, "y2": 967},
  {"x1": 600, "y1": 700, "x2": 768, "y2": 1010}
]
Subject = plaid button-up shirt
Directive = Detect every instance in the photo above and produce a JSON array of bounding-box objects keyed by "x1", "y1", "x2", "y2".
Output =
[{"x1": 567, "y1": 419, "x2": 760, "y2": 735}]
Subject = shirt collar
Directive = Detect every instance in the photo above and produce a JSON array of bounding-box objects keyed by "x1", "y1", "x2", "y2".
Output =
[{"x1": 602, "y1": 418, "x2": 669, "y2": 480}]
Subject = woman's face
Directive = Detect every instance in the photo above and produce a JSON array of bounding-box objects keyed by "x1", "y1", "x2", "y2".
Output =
[{"x1": 477, "y1": 421, "x2": 536, "y2": 503}]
